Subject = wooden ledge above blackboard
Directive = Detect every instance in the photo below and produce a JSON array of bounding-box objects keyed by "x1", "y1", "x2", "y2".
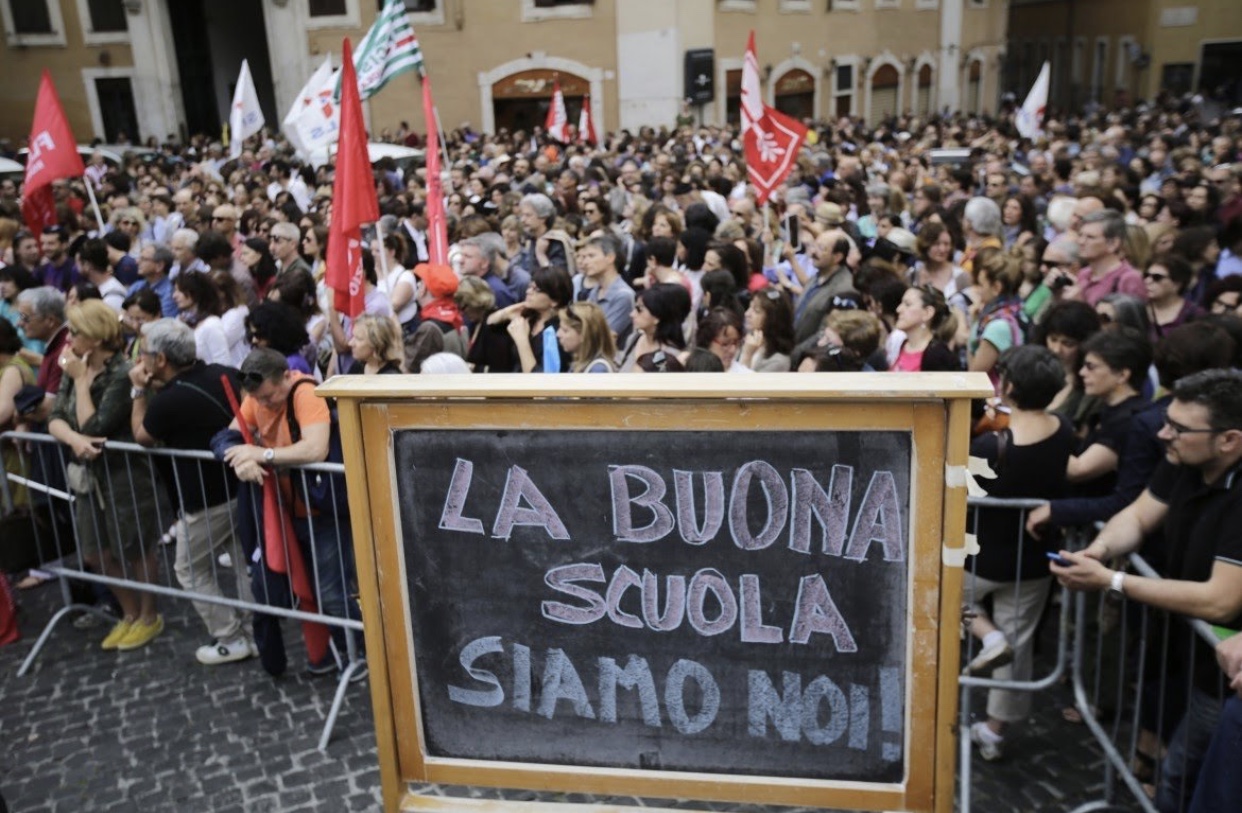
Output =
[{"x1": 318, "y1": 372, "x2": 995, "y2": 401}]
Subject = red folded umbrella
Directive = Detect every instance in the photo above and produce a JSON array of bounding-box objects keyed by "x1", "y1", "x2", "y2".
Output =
[{"x1": 222, "y1": 375, "x2": 330, "y2": 665}]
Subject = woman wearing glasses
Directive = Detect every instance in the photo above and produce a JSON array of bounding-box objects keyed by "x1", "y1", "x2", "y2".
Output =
[
  {"x1": 616, "y1": 283, "x2": 691, "y2": 373},
  {"x1": 1144, "y1": 254, "x2": 1204, "y2": 341},
  {"x1": 480, "y1": 265, "x2": 574, "y2": 373}
]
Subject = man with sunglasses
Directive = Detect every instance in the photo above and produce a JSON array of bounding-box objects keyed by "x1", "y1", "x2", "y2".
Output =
[
  {"x1": 1051, "y1": 369, "x2": 1242, "y2": 813},
  {"x1": 221, "y1": 348, "x2": 364, "y2": 679}
]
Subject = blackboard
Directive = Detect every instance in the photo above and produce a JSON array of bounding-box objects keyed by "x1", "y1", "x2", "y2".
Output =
[{"x1": 394, "y1": 428, "x2": 911, "y2": 784}]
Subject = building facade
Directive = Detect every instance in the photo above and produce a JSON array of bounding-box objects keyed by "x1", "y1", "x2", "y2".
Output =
[
  {"x1": 1006, "y1": 0, "x2": 1242, "y2": 112},
  {"x1": 0, "y1": 0, "x2": 1008, "y2": 146}
]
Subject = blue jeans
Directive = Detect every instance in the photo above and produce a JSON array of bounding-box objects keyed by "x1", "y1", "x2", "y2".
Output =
[
  {"x1": 294, "y1": 513, "x2": 364, "y2": 665},
  {"x1": 1157, "y1": 685, "x2": 1225, "y2": 813},
  {"x1": 1188, "y1": 695, "x2": 1242, "y2": 813}
]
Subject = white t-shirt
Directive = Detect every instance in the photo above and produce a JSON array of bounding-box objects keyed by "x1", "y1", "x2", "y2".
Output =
[
  {"x1": 379, "y1": 265, "x2": 418, "y2": 324},
  {"x1": 97, "y1": 277, "x2": 127, "y2": 312},
  {"x1": 193, "y1": 315, "x2": 232, "y2": 366}
]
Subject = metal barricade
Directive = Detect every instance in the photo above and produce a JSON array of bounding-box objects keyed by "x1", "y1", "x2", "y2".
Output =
[
  {"x1": 954, "y1": 492, "x2": 1234, "y2": 813},
  {"x1": 1064, "y1": 553, "x2": 1229, "y2": 813},
  {"x1": 1, "y1": 429, "x2": 364, "y2": 752},
  {"x1": 957, "y1": 495, "x2": 1076, "y2": 813}
]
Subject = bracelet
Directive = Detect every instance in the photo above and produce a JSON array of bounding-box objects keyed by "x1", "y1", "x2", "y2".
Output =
[{"x1": 1108, "y1": 570, "x2": 1126, "y2": 596}]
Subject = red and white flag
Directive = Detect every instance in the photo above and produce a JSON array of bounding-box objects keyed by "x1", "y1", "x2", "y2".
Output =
[
  {"x1": 578, "y1": 93, "x2": 597, "y2": 146},
  {"x1": 421, "y1": 72, "x2": 448, "y2": 265},
  {"x1": 741, "y1": 31, "x2": 808, "y2": 205},
  {"x1": 22, "y1": 70, "x2": 85, "y2": 239},
  {"x1": 544, "y1": 78, "x2": 570, "y2": 143},
  {"x1": 325, "y1": 38, "x2": 380, "y2": 318}
]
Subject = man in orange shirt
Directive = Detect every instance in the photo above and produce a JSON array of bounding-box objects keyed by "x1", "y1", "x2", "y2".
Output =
[{"x1": 224, "y1": 348, "x2": 365, "y2": 679}]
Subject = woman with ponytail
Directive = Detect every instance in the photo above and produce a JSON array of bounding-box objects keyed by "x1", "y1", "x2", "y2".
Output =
[{"x1": 889, "y1": 284, "x2": 961, "y2": 371}]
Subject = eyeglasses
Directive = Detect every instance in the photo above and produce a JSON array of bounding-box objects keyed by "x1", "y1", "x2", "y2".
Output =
[
  {"x1": 1162, "y1": 418, "x2": 1225, "y2": 438},
  {"x1": 1143, "y1": 272, "x2": 1169, "y2": 282},
  {"x1": 1041, "y1": 260, "x2": 1072, "y2": 270}
]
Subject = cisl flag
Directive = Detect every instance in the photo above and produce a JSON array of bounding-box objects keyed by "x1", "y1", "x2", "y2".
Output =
[
  {"x1": 741, "y1": 31, "x2": 808, "y2": 204},
  {"x1": 325, "y1": 38, "x2": 380, "y2": 318},
  {"x1": 1015, "y1": 61, "x2": 1050, "y2": 140},
  {"x1": 228, "y1": 59, "x2": 265, "y2": 160},
  {"x1": 22, "y1": 70, "x2": 85, "y2": 239},
  {"x1": 283, "y1": 56, "x2": 339, "y2": 157}
]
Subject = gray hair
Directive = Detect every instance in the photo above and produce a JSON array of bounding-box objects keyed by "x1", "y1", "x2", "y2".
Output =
[
  {"x1": 463, "y1": 232, "x2": 505, "y2": 265},
  {"x1": 1081, "y1": 209, "x2": 1127, "y2": 243},
  {"x1": 240, "y1": 347, "x2": 289, "y2": 390},
  {"x1": 865, "y1": 182, "x2": 891, "y2": 199},
  {"x1": 1046, "y1": 234, "x2": 1080, "y2": 263},
  {"x1": 141, "y1": 318, "x2": 198, "y2": 367},
  {"x1": 419, "y1": 352, "x2": 471, "y2": 375},
  {"x1": 964, "y1": 197, "x2": 1002, "y2": 237},
  {"x1": 149, "y1": 242, "x2": 175, "y2": 273},
  {"x1": 16, "y1": 286, "x2": 65, "y2": 322},
  {"x1": 171, "y1": 228, "x2": 199, "y2": 249},
  {"x1": 270, "y1": 222, "x2": 300, "y2": 243},
  {"x1": 520, "y1": 193, "x2": 556, "y2": 224}
]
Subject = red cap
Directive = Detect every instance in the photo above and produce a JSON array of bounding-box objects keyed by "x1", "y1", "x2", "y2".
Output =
[{"x1": 414, "y1": 263, "x2": 459, "y2": 298}]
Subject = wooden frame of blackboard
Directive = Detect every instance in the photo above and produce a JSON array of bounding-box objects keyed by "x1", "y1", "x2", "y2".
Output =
[{"x1": 319, "y1": 373, "x2": 992, "y2": 813}]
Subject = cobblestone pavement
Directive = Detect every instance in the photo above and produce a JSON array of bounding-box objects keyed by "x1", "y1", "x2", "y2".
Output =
[{"x1": 0, "y1": 578, "x2": 1142, "y2": 812}]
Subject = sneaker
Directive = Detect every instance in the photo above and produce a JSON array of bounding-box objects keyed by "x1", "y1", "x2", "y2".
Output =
[
  {"x1": 100, "y1": 620, "x2": 132, "y2": 650},
  {"x1": 970, "y1": 721, "x2": 1004, "y2": 761},
  {"x1": 306, "y1": 658, "x2": 338, "y2": 677},
  {"x1": 217, "y1": 552, "x2": 233, "y2": 568},
  {"x1": 963, "y1": 639, "x2": 1014, "y2": 676},
  {"x1": 347, "y1": 659, "x2": 368, "y2": 683},
  {"x1": 117, "y1": 615, "x2": 164, "y2": 651},
  {"x1": 75, "y1": 611, "x2": 107, "y2": 630},
  {"x1": 196, "y1": 636, "x2": 256, "y2": 665}
]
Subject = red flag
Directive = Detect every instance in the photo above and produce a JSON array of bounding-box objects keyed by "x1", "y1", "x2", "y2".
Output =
[
  {"x1": 741, "y1": 31, "x2": 808, "y2": 205},
  {"x1": 544, "y1": 78, "x2": 570, "y2": 143},
  {"x1": 325, "y1": 39, "x2": 380, "y2": 318},
  {"x1": 421, "y1": 73, "x2": 448, "y2": 265},
  {"x1": 22, "y1": 70, "x2": 85, "y2": 239},
  {"x1": 578, "y1": 93, "x2": 597, "y2": 146}
]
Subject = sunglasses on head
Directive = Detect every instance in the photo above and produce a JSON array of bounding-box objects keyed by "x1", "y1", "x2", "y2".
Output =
[{"x1": 239, "y1": 370, "x2": 267, "y2": 389}]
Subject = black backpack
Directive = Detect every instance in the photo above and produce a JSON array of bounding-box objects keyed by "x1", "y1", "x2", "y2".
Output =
[{"x1": 285, "y1": 378, "x2": 349, "y2": 519}]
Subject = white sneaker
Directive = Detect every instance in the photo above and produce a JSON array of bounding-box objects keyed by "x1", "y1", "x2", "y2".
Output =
[
  {"x1": 970, "y1": 721, "x2": 1004, "y2": 761},
  {"x1": 963, "y1": 639, "x2": 1013, "y2": 676},
  {"x1": 196, "y1": 637, "x2": 255, "y2": 665},
  {"x1": 217, "y1": 552, "x2": 233, "y2": 568}
]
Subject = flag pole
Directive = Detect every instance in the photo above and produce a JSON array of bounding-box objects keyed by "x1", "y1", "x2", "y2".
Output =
[
  {"x1": 82, "y1": 177, "x2": 106, "y2": 234},
  {"x1": 375, "y1": 216, "x2": 390, "y2": 282}
]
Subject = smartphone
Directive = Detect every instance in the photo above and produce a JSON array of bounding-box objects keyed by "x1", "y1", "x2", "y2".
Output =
[
  {"x1": 1046, "y1": 552, "x2": 1072, "y2": 567},
  {"x1": 782, "y1": 214, "x2": 800, "y2": 252}
]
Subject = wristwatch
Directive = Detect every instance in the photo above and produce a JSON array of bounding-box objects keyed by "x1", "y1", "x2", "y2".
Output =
[
  {"x1": 1108, "y1": 570, "x2": 1126, "y2": 596},
  {"x1": 263, "y1": 448, "x2": 276, "y2": 464},
  {"x1": 130, "y1": 386, "x2": 145, "y2": 400}
]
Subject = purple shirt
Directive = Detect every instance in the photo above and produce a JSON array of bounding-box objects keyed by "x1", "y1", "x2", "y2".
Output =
[
  {"x1": 39, "y1": 258, "x2": 79, "y2": 293},
  {"x1": 1076, "y1": 259, "x2": 1145, "y2": 307}
]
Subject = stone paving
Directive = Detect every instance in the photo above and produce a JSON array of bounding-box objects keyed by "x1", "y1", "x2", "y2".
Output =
[{"x1": 0, "y1": 577, "x2": 1143, "y2": 812}]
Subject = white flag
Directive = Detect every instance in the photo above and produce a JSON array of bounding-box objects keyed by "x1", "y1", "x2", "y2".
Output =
[
  {"x1": 283, "y1": 57, "x2": 341, "y2": 157},
  {"x1": 228, "y1": 59, "x2": 265, "y2": 159},
  {"x1": 544, "y1": 80, "x2": 569, "y2": 143},
  {"x1": 1015, "y1": 61, "x2": 1050, "y2": 140}
]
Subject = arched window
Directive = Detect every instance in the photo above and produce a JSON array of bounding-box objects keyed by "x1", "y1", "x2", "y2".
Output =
[{"x1": 869, "y1": 63, "x2": 900, "y2": 126}]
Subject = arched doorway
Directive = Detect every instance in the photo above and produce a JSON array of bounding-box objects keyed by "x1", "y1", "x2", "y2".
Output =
[
  {"x1": 773, "y1": 69, "x2": 815, "y2": 121},
  {"x1": 491, "y1": 70, "x2": 589, "y2": 135},
  {"x1": 869, "y1": 64, "x2": 900, "y2": 126},
  {"x1": 917, "y1": 64, "x2": 933, "y2": 116},
  {"x1": 725, "y1": 68, "x2": 742, "y2": 126}
]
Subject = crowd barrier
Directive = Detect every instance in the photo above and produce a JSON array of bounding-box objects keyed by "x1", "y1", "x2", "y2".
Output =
[
  {"x1": 0, "y1": 430, "x2": 364, "y2": 752},
  {"x1": 4, "y1": 429, "x2": 1235, "y2": 802},
  {"x1": 957, "y1": 497, "x2": 1231, "y2": 813}
]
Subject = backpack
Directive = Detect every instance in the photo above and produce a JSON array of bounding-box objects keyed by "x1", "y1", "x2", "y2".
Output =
[{"x1": 286, "y1": 378, "x2": 349, "y2": 519}]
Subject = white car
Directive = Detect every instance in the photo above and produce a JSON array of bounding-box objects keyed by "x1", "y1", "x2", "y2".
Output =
[{"x1": 306, "y1": 142, "x2": 423, "y2": 172}]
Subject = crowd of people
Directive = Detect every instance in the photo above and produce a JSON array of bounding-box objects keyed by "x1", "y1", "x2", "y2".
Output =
[{"x1": 1, "y1": 97, "x2": 1242, "y2": 812}]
